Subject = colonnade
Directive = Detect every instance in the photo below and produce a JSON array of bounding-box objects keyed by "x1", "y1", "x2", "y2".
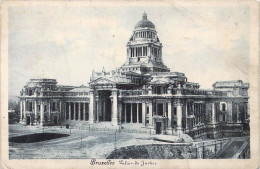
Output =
[
  {"x1": 65, "y1": 102, "x2": 89, "y2": 121},
  {"x1": 128, "y1": 46, "x2": 149, "y2": 57},
  {"x1": 128, "y1": 46, "x2": 161, "y2": 58},
  {"x1": 19, "y1": 100, "x2": 62, "y2": 125},
  {"x1": 20, "y1": 94, "x2": 248, "y2": 134},
  {"x1": 95, "y1": 98, "x2": 110, "y2": 122},
  {"x1": 120, "y1": 101, "x2": 182, "y2": 130},
  {"x1": 122, "y1": 103, "x2": 144, "y2": 124},
  {"x1": 135, "y1": 30, "x2": 155, "y2": 39}
]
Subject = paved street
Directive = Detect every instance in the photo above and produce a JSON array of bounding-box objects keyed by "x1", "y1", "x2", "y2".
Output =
[{"x1": 9, "y1": 125, "x2": 180, "y2": 159}]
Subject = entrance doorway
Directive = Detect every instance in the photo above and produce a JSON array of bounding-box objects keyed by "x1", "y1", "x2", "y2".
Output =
[
  {"x1": 26, "y1": 116, "x2": 30, "y2": 125},
  {"x1": 98, "y1": 90, "x2": 112, "y2": 121},
  {"x1": 54, "y1": 116, "x2": 58, "y2": 125},
  {"x1": 156, "y1": 122, "x2": 162, "y2": 134}
]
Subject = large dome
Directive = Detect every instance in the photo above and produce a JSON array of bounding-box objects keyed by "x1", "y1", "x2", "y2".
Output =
[{"x1": 135, "y1": 12, "x2": 155, "y2": 29}]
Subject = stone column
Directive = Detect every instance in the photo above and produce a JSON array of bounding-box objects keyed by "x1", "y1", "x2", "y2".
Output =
[
  {"x1": 89, "y1": 90, "x2": 94, "y2": 123},
  {"x1": 48, "y1": 101, "x2": 51, "y2": 120},
  {"x1": 167, "y1": 101, "x2": 172, "y2": 128},
  {"x1": 142, "y1": 103, "x2": 146, "y2": 125},
  {"x1": 64, "y1": 103, "x2": 66, "y2": 120},
  {"x1": 111, "y1": 89, "x2": 118, "y2": 125},
  {"x1": 111, "y1": 100, "x2": 113, "y2": 118},
  {"x1": 148, "y1": 102, "x2": 153, "y2": 126},
  {"x1": 96, "y1": 99, "x2": 99, "y2": 123},
  {"x1": 59, "y1": 101, "x2": 62, "y2": 120},
  {"x1": 212, "y1": 103, "x2": 216, "y2": 123},
  {"x1": 40, "y1": 101, "x2": 44, "y2": 126},
  {"x1": 118, "y1": 99, "x2": 122, "y2": 124},
  {"x1": 192, "y1": 102, "x2": 195, "y2": 115},
  {"x1": 59, "y1": 101, "x2": 62, "y2": 112},
  {"x1": 83, "y1": 103, "x2": 86, "y2": 121},
  {"x1": 185, "y1": 102, "x2": 188, "y2": 129},
  {"x1": 247, "y1": 102, "x2": 250, "y2": 119},
  {"x1": 69, "y1": 102, "x2": 71, "y2": 120},
  {"x1": 23, "y1": 100, "x2": 26, "y2": 119},
  {"x1": 237, "y1": 103, "x2": 241, "y2": 123},
  {"x1": 103, "y1": 101, "x2": 106, "y2": 121},
  {"x1": 137, "y1": 103, "x2": 139, "y2": 123},
  {"x1": 163, "y1": 102, "x2": 166, "y2": 116},
  {"x1": 99, "y1": 100, "x2": 102, "y2": 122},
  {"x1": 130, "y1": 103, "x2": 133, "y2": 123},
  {"x1": 73, "y1": 102, "x2": 76, "y2": 120},
  {"x1": 34, "y1": 101, "x2": 37, "y2": 124},
  {"x1": 78, "y1": 102, "x2": 81, "y2": 121},
  {"x1": 20, "y1": 101, "x2": 23, "y2": 121},
  {"x1": 177, "y1": 101, "x2": 183, "y2": 134}
]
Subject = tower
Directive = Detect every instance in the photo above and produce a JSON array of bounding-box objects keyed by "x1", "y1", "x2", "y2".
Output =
[{"x1": 120, "y1": 12, "x2": 170, "y2": 74}]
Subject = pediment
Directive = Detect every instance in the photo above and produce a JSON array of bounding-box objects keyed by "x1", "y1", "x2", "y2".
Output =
[{"x1": 89, "y1": 77, "x2": 115, "y2": 85}]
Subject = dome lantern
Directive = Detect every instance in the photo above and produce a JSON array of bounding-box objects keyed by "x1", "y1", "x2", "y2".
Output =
[
  {"x1": 135, "y1": 12, "x2": 155, "y2": 29},
  {"x1": 142, "y1": 12, "x2": 147, "y2": 20}
]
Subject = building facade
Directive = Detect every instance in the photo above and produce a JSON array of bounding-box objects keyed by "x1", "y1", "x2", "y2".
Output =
[{"x1": 18, "y1": 13, "x2": 250, "y2": 139}]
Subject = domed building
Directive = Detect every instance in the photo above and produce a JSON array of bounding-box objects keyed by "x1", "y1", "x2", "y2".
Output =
[{"x1": 18, "y1": 13, "x2": 250, "y2": 139}]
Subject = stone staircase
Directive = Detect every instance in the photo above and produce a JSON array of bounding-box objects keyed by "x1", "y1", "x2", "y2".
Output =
[{"x1": 212, "y1": 136, "x2": 249, "y2": 159}]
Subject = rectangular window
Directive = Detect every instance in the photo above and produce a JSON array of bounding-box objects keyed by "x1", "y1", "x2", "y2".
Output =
[
  {"x1": 28, "y1": 90, "x2": 33, "y2": 96},
  {"x1": 173, "y1": 107, "x2": 177, "y2": 115},
  {"x1": 29, "y1": 102, "x2": 33, "y2": 111},
  {"x1": 222, "y1": 104, "x2": 226, "y2": 111},
  {"x1": 157, "y1": 103, "x2": 163, "y2": 116},
  {"x1": 53, "y1": 102, "x2": 56, "y2": 111}
]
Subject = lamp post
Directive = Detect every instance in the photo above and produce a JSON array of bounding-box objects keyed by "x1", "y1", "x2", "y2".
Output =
[{"x1": 114, "y1": 130, "x2": 117, "y2": 156}]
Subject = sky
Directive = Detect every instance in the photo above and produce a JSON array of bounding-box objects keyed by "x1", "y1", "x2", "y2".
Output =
[{"x1": 8, "y1": 5, "x2": 250, "y2": 97}]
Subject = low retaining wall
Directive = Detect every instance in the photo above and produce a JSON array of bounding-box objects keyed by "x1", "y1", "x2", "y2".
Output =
[{"x1": 106, "y1": 144, "x2": 196, "y2": 159}]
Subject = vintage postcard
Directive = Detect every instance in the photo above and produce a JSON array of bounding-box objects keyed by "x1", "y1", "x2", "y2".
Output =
[{"x1": 1, "y1": 0, "x2": 259, "y2": 169}]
